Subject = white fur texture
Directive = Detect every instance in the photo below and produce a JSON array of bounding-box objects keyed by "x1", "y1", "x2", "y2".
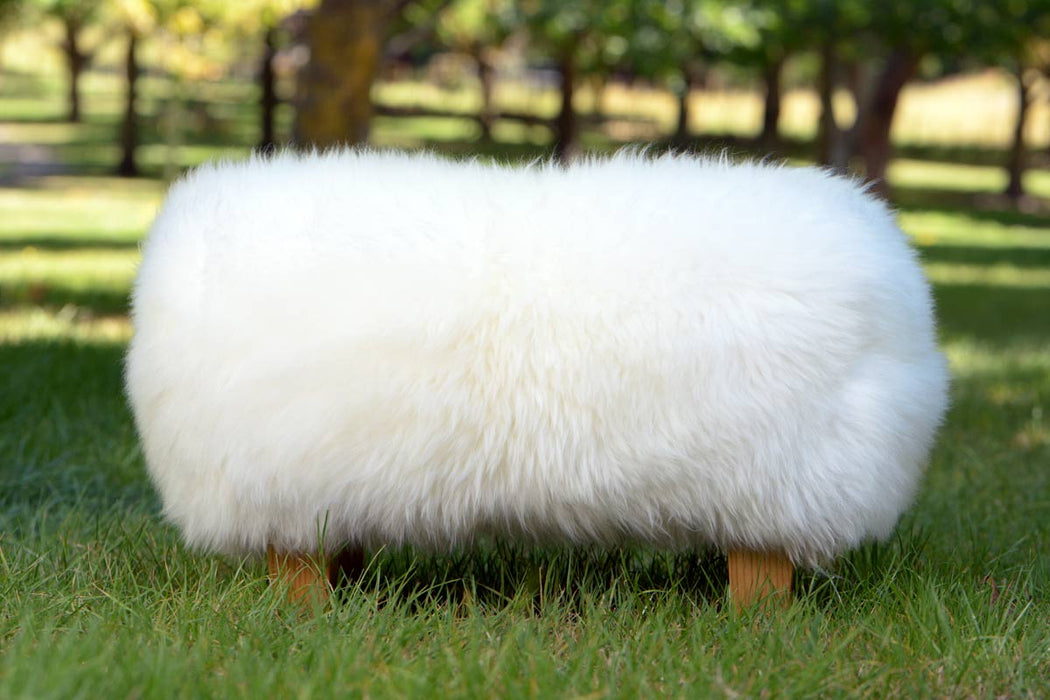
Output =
[{"x1": 125, "y1": 150, "x2": 949, "y2": 566}]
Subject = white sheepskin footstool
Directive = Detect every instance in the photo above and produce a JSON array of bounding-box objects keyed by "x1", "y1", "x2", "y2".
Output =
[{"x1": 125, "y1": 151, "x2": 949, "y2": 608}]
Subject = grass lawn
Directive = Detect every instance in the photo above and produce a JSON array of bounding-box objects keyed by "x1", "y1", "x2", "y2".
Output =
[{"x1": 1, "y1": 54, "x2": 1049, "y2": 697}]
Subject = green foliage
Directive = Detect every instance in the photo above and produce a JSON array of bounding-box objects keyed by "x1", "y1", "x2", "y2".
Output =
[
  {"x1": 968, "y1": 0, "x2": 1050, "y2": 70},
  {"x1": 615, "y1": 0, "x2": 764, "y2": 83},
  {"x1": 0, "y1": 0, "x2": 24, "y2": 32},
  {"x1": 436, "y1": 0, "x2": 514, "y2": 52},
  {"x1": 791, "y1": 0, "x2": 1050, "y2": 71},
  {"x1": 34, "y1": 0, "x2": 101, "y2": 22},
  {"x1": 209, "y1": 0, "x2": 316, "y2": 35}
]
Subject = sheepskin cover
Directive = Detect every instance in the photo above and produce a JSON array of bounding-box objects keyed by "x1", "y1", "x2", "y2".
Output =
[{"x1": 125, "y1": 151, "x2": 949, "y2": 565}]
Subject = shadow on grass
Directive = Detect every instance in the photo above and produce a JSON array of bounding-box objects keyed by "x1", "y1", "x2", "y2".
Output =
[
  {"x1": 0, "y1": 340, "x2": 148, "y2": 520},
  {"x1": 934, "y1": 282, "x2": 1050, "y2": 342},
  {"x1": 896, "y1": 140, "x2": 1050, "y2": 171},
  {"x1": 0, "y1": 339, "x2": 127, "y2": 422},
  {"x1": 919, "y1": 245, "x2": 1050, "y2": 268},
  {"x1": 329, "y1": 525, "x2": 1027, "y2": 613},
  {"x1": 714, "y1": 133, "x2": 1049, "y2": 171},
  {"x1": 0, "y1": 235, "x2": 141, "y2": 252},
  {"x1": 331, "y1": 545, "x2": 729, "y2": 613},
  {"x1": 896, "y1": 186, "x2": 1050, "y2": 227}
]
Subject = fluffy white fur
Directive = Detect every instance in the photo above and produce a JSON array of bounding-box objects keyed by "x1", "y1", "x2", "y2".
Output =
[{"x1": 125, "y1": 150, "x2": 949, "y2": 566}]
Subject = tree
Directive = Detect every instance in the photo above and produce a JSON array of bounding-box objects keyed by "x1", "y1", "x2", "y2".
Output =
[
  {"x1": 786, "y1": 0, "x2": 977, "y2": 197},
  {"x1": 38, "y1": 0, "x2": 102, "y2": 122},
  {"x1": 109, "y1": 0, "x2": 239, "y2": 176},
  {"x1": 1004, "y1": 65, "x2": 1038, "y2": 201},
  {"x1": 259, "y1": 21, "x2": 279, "y2": 149},
  {"x1": 850, "y1": 0, "x2": 982, "y2": 196},
  {"x1": 294, "y1": 0, "x2": 453, "y2": 147},
  {"x1": 219, "y1": 0, "x2": 317, "y2": 150},
  {"x1": 991, "y1": 3, "x2": 1050, "y2": 202},
  {"x1": 435, "y1": 0, "x2": 513, "y2": 142},
  {"x1": 295, "y1": 0, "x2": 395, "y2": 146},
  {"x1": 517, "y1": 0, "x2": 634, "y2": 161},
  {"x1": 733, "y1": 0, "x2": 808, "y2": 149},
  {"x1": 0, "y1": 0, "x2": 25, "y2": 69},
  {"x1": 1037, "y1": 41, "x2": 1050, "y2": 159},
  {"x1": 115, "y1": 22, "x2": 140, "y2": 175},
  {"x1": 620, "y1": 0, "x2": 721, "y2": 145},
  {"x1": 807, "y1": 1, "x2": 860, "y2": 169},
  {"x1": 616, "y1": 1, "x2": 767, "y2": 145},
  {"x1": 855, "y1": 51, "x2": 915, "y2": 194},
  {"x1": 0, "y1": 0, "x2": 23, "y2": 34},
  {"x1": 110, "y1": 0, "x2": 155, "y2": 177}
]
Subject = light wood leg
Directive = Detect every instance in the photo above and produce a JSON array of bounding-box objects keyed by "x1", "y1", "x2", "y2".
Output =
[
  {"x1": 267, "y1": 546, "x2": 332, "y2": 606},
  {"x1": 266, "y1": 545, "x2": 365, "y2": 607},
  {"x1": 727, "y1": 550, "x2": 793, "y2": 611},
  {"x1": 330, "y1": 546, "x2": 365, "y2": 586}
]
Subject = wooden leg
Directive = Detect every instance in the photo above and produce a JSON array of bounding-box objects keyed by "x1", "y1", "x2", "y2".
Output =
[
  {"x1": 266, "y1": 545, "x2": 365, "y2": 607},
  {"x1": 330, "y1": 546, "x2": 365, "y2": 587},
  {"x1": 267, "y1": 546, "x2": 332, "y2": 606},
  {"x1": 727, "y1": 550, "x2": 793, "y2": 611}
]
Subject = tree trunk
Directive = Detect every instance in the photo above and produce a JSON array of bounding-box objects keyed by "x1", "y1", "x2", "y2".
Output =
[
  {"x1": 63, "y1": 17, "x2": 85, "y2": 123},
  {"x1": 857, "y1": 50, "x2": 918, "y2": 198},
  {"x1": 829, "y1": 60, "x2": 869, "y2": 174},
  {"x1": 586, "y1": 74, "x2": 605, "y2": 118},
  {"x1": 759, "y1": 55, "x2": 783, "y2": 149},
  {"x1": 259, "y1": 25, "x2": 279, "y2": 151},
  {"x1": 294, "y1": 0, "x2": 391, "y2": 147},
  {"x1": 117, "y1": 30, "x2": 139, "y2": 177},
  {"x1": 816, "y1": 40, "x2": 836, "y2": 166},
  {"x1": 553, "y1": 47, "x2": 578, "y2": 164},
  {"x1": 475, "y1": 45, "x2": 495, "y2": 142},
  {"x1": 673, "y1": 69, "x2": 693, "y2": 144},
  {"x1": 1005, "y1": 65, "x2": 1034, "y2": 201}
]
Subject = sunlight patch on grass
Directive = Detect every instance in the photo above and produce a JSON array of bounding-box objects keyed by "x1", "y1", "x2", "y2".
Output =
[
  {"x1": 891, "y1": 159, "x2": 1008, "y2": 193},
  {"x1": 0, "y1": 248, "x2": 139, "y2": 286},
  {"x1": 901, "y1": 211, "x2": 1050, "y2": 248},
  {"x1": 0, "y1": 307, "x2": 131, "y2": 344},
  {"x1": 891, "y1": 159, "x2": 1050, "y2": 198},
  {"x1": 0, "y1": 94, "x2": 65, "y2": 121},
  {"x1": 0, "y1": 177, "x2": 163, "y2": 242},
  {"x1": 925, "y1": 262, "x2": 1050, "y2": 289},
  {"x1": 490, "y1": 120, "x2": 553, "y2": 146},
  {"x1": 944, "y1": 337, "x2": 1050, "y2": 378},
  {"x1": 137, "y1": 143, "x2": 252, "y2": 171},
  {"x1": 373, "y1": 115, "x2": 481, "y2": 147}
]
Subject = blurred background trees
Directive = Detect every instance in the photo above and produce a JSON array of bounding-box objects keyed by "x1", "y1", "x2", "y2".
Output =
[
  {"x1": 38, "y1": 0, "x2": 103, "y2": 123},
  {"x1": 1, "y1": 0, "x2": 1049, "y2": 203}
]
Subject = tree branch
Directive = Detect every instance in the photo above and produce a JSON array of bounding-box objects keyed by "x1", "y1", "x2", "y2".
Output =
[{"x1": 385, "y1": 0, "x2": 456, "y2": 54}]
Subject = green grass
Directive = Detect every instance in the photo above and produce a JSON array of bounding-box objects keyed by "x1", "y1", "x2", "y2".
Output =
[{"x1": 2, "y1": 55, "x2": 1049, "y2": 697}]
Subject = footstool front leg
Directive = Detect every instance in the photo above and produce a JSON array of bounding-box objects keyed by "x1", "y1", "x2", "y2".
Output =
[
  {"x1": 727, "y1": 550, "x2": 793, "y2": 611},
  {"x1": 267, "y1": 546, "x2": 333, "y2": 606}
]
